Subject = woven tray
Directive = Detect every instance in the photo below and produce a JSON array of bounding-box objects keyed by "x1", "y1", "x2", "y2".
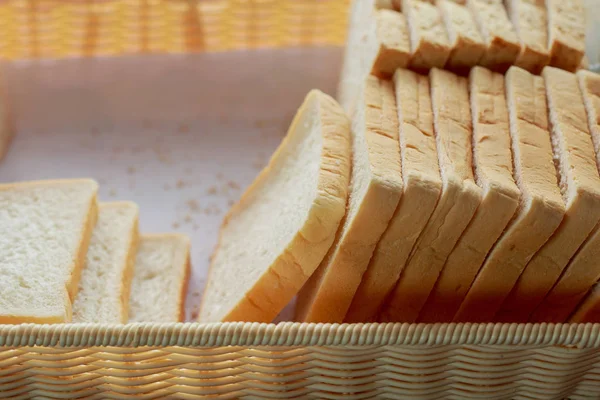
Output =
[{"x1": 1, "y1": 1, "x2": 600, "y2": 399}]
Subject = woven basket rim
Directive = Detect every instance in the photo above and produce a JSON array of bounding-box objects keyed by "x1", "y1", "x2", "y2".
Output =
[{"x1": 1, "y1": 322, "x2": 600, "y2": 348}]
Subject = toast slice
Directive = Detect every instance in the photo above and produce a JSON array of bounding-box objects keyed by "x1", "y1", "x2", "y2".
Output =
[
  {"x1": 403, "y1": 0, "x2": 451, "y2": 71},
  {"x1": 129, "y1": 234, "x2": 190, "y2": 322},
  {"x1": 505, "y1": 0, "x2": 550, "y2": 74},
  {"x1": 547, "y1": 0, "x2": 585, "y2": 72},
  {"x1": 0, "y1": 179, "x2": 98, "y2": 323},
  {"x1": 467, "y1": 0, "x2": 521, "y2": 72},
  {"x1": 199, "y1": 90, "x2": 351, "y2": 323},
  {"x1": 438, "y1": 0, "x2": 486, "y2": 72},
  {"x1": 419, "y1": 67, "x2": 520, "y2": 322},
  {"x1": 496, "y1": 67, "x2": 600, "y2": 322},
  {"x1": 381, "y1": 69, "x2": 481, "y2": 323},
  {"x1": 570, "y1": 284, "x2": 600, "y2": 323},
  {"x1": 72, "y1": 202, "x2": 139, "y2": 323},
  {"x1": 529, "y1": 70, "x2": 600, "y2": 322},
  {"x1": 296, "y1": 77, "x2": 403, "y2": 323},
  {"x1": 338, "y1": 1, "x2": 410, "y2": 113},
  {"x1": 454, "y1": 67, "x2": 565, "y2": 322},
  {"x1": 346, "y1": 69, "x2": 442, "y2": 323}
]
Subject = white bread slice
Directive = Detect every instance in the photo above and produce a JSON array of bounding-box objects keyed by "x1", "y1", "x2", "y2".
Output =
[
  {"x1": 0, "y1": 179, "x2": 98, "y2": 323},
  {"x1": 199, "y1": 90, "x2": 351, "y2": 323},
  {"x1": 129, "y1": 234, "x2": 190, "y2": 322},
  {"x1": 380, "y1": 69, "x2": 481, "y2": 323},
  {"x1": 403, "y1": 0, "x2": 452, "y2": 71},
  {"x1": 296, "y1": 77, "x2": 403, "y2": 323},
  {"x1": 467, "y1": 0, "x2": 521, "y2": 72},
  {"x1": 346, "y1": 69, "x2": 442, "y2": 323},
  {"x1": 570, "y1": 284, "x2": 600, "y2": 323},
  {"x1": 437, "y1": 0, "x2": 486, "y2": 71},
  {"x1": 505, "y1": 0, "x2": 550, "y2": 74},
  {"x1": 454, "y1": 67, "x2": 565, "y2": 323},
  {"x1": 338, "y1": 1, "x2": 410, "y2": 113},
  {"x1": 419, "y1": 67, "x2": 520, "y2": 322},
  {"x1": 529, "y1": 70, "x2": 600, "y2": 323},
  {"x1": 496, "y1": 67, "x2": 600, "y2": 322},
  {"x1": 72, "y1": 202, "x2": 139, "y2": 323},
  {"x1": 547, "y1": 0, "x2": 585, "y2": 72}
]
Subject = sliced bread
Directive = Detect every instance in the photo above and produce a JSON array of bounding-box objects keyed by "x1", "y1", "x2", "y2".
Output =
[
  {"x1": 346, "y1": 69, "x2": 442, "y2": 323},
  {"x1": 403, "y1": 0, "x2": 452, "y2": 71},
  {"x1": 295, "y1": 76, "x2": 403, "y2": 323},
  {"x1": 0, "y1": 179, "x2": 98, "y2": 323},
  {"x1": 454, "y1": 66, "x2": 565, "y2": 322},
  {"x1": 547, "y1": 0, "x2": 586, "y2": 72},
  {"x1": 437, "y1": 0, "x2": 486, "y2": 72},
  {"x1": 72, "y1": 201, "x2": 139, "y2": 323},
  {"x1": 505, "y1": 0, "x2": 550, "y2": 74},
  {"x1": 381, "y1": 68, "x2": 482, "y2": 323},
  {"x1": 496, "y1": 67, "x2": 600, "y2": 322},
  {"x1": 467, "y1": 0, "x2": 521, "y2": 72},
  {"x1": 199, "y1": 90, "x2": 351, "y2": 323},
  {"x1": 129, "y1": 234, "x2": 190, "y2": 323},
  {"x1": 419, "y1": 67, "x2": 520, "y2": 322},
  {"x1": 529, "y1": 70, "x2": 600, "y2": 323},
  {"x1": 570, "y1": 283, "x2": 600, "y2": 323},
  {"x1": 337, "y1": 1, "x2": 410, "y2": 113}
]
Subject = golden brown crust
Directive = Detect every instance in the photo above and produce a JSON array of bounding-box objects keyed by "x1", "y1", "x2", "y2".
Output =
[
  {"x1": 199, "y1": 90, "x2": 351, "y2": 323},
  {"x1": 119, "y1": 215, "x2": 139, "y2": 323}
]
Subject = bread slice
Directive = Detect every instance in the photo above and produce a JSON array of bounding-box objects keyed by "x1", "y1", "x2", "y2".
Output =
[
  {"x1": 72, "y1": 202, "x2": 139, "y2": 323},
  {"x1": 346, "y1": 69, "x2": 442, "y2": 323},
  {"x1": 528, "y1": 70, "x2": 600, "y2": 323},
  {"x1": 199, "y1": 90, "x2": 351, "y2": 323},
  {"x1": 505, "y1": 0, "x2": 550, "y2": 74},
  {"x1": 295, "y1": 77, "x2": 403, "y2": 323},
  {"x1": 438, "y1": 0, "x2": 486, "y2": 72},
  {"x1": 403, "y1": 0, "x2": 451, "y2": 71},
  {"x1": 467, "y1": 0, "x2": 521, "y2": 72},
  {"x1": 380, "y1": 69, "x2": 481, "y2": 323},
  {"x1": 337, "y1": 1, "x2": 410, "y2": 113},
  {"x1": 496, "y1": 67, "x2": 600, "y2": 322},
  {"x1": 570, "y1": 284, "x2": 600, "y2": 323},
  {"x1": 0, "y1": 179, "x2": 98, "y2": 323},
  {"x1": 418, "y1": 67, "x2": 520, "y2": 323},
  {"x1": 129, "y1": 234, "x2": 190, "y2": 322},
  {"x1": 454, "y1": 67, "x2": 565, "y2": 322},
  {"x1": 547, "y1": 0, "x2": 585, "y2": 72}
]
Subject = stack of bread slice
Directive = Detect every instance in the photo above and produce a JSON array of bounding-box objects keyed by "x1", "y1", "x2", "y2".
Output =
[
  {"x1": 338, "y1": 0, "x2": 587, "y2": 114},
  {"x1": 0, "y1": 179, "x2": 191, "y2": 324},
  {"x1": 202, "y1": 64, "x2": 600, "y2": 324}
]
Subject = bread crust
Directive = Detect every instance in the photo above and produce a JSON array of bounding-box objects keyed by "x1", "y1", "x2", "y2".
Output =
[
  {"x1": 199, "y1": 90, "x2": 351, "y2": 323},
  {"x1": 570, "y1": 284, "x2": 600, "y2": 323},
  {"x1": 118, "y1": 204, "x2": 140, "y2": 323},
  {"x1": 547, "y1": 0, "x2": 585, "y2": 72}
]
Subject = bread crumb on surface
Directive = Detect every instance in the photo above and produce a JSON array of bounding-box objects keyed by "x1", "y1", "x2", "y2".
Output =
[
  {"x1": 176, "y1": 180, "x2": 186, "y2": 189},
  {"x1": 187, "y1": 199, "x2": 200, "y2": 212},
  {"x1": 127, "y1": 166, "x2": 136, "y2": 175},
  {"x1": 172, "y1": 222, "x2": 180, "y2": 229},
  {"x1": 184, "y1": 215, "x2": 193, "y2": 223},
  {"x1": 227, "y1": 181, "x2": 240, "y2": 190},
  {"x1": 206, "y1": 186, "x2": 217, "y2": 195}
]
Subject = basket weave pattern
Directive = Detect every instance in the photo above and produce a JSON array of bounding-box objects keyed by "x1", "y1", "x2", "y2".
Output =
[
  {"x1": 1, "y1": 323, "x2": 600, "y2": 398},
  {"x1": 0, "y1": 0, "x2": 350, "y2": 60}
]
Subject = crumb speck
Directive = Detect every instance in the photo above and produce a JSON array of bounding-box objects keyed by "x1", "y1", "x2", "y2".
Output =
[
  {"x1": 172, "y1": 222, "x2": 180, "y2": 229},
  {"x1": 176, "y1": 180, "x2": 186, "y2": 189},
  {"x1": 187, "y1": 199, "x2": 200, "y2": 212},
  {"x1": 207, "y1": 186, "x2": 217, "y2": 195},
  {"x1": 184, "y1": 215, "x2": 192, "y2": 223},
  {"x1": 191, "y1": 310, "x2": 199, "y2": 320},
  {"x1": 127, "y1": 166, "x2": 136, "y2": 175},
  {"x1": 227, "y1": 181, "x2": 240, "y2": 190}
]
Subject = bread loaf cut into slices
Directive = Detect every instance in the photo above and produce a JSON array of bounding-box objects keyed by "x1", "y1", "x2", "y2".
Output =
[
  {"x1": 199, "y1": 90, "x2": 351, "y2": 323},
  {"x1": 338, "y1": 1, "x2": 410, "y2": 113},
  {"x1": 296, "y1": 77, "x2": 403, "y2": 323},
  {"x1": 570, "y1": 284, "x2": 600, "y2": 323},
  {"x1": 547, "y1": 0, "x2": 585, "y2": 72},
  {"x1": 454, "y1": 67, "x2": 565, "y2": 323},
  {"x1": 0, "y1": 179, "x2": 98, "y2": 323},
  {"x1": 438, "y1": 0, "x2": 486, "y2": 72},
  {"x1": 467, "y1": 0, "x2": 521, "y2": 72},
  {"x1": 72, "y1": 202, "x2": 139, "y2": 323},
  {"x1": 381, "y1": 68, "x2": 481, "y2": 323},
  {"x1": 346, "y1": 69, "x2": 442, "y2": 323},
  {"x1": 529, "y1": 70, "x2": 600, "y2": 323},
  {"x1": 496, "y1": 67, "x2": 600, "y2": 322},
  {"x1": 129, "y1": 234, "x2": 190, "y2": 322},
  {"x1": 419, "y1": 67, "x2": 520, "y2": 323},
  {"x1": 403, "y1": 0, "x2": 451, "y2": 71}
]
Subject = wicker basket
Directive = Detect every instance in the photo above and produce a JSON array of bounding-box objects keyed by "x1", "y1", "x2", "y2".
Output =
[{"x1": 1, "y1": 1, "x2": 600, "y2": 399}]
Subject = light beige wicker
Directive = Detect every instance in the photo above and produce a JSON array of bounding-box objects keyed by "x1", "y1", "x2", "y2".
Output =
[{"x1": 1, "y1": 323, "x2": 600, "y2": 399}]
